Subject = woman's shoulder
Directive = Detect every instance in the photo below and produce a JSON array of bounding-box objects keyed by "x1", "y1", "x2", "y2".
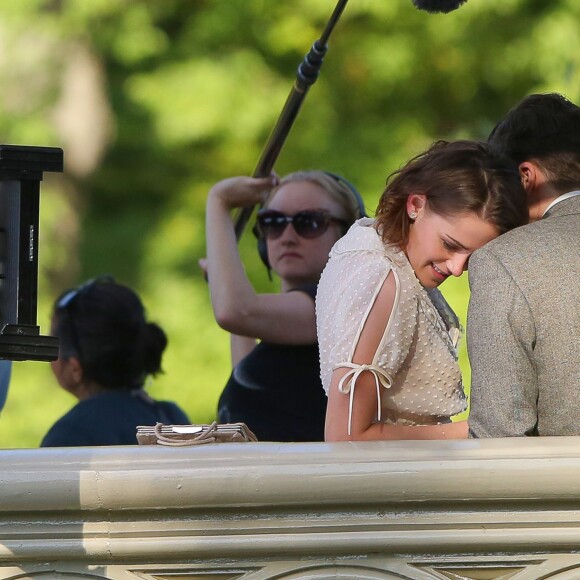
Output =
[
  {"x1": 331, "y1": 218, "x2": 383, "y2": 254},
  {"x1": 40, "y1": 400, "x2": 99, "y2": 447},
  {"x1": 331, "y1": 218, "x2": 407, "y2": 265}
]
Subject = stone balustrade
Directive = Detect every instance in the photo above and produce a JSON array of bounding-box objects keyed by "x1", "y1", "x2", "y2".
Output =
[{"x1": 1, "y1": 437, "x2": 579, "y2": 579}]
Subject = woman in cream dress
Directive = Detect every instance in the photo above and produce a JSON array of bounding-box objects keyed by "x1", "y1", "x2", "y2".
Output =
[{"x1": 316, "y1": 140, "x2": 529, "y2": 441}]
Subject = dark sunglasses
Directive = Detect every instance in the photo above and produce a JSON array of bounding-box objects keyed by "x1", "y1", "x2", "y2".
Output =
[{"x1": 256, "y1": 209, "x2": 347, "y2": 240}]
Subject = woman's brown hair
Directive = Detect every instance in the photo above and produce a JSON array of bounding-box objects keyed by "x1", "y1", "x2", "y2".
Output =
[{"x1": 375, "y1": 140, "x2": 528, "y2": 248}]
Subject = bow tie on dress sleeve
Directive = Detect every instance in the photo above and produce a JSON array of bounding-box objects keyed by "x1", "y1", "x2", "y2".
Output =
[{"x1": 335, "y1": 362, "x2": 394, "y2": 435}]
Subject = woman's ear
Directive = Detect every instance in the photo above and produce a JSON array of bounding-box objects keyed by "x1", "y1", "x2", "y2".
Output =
[
  {"x1": 406, "y1": 194, "x2": 427, "y2": 220},
  {"x1": 61, "y1": 356, "x2": 84, "y2": 391},
  {"x1": 52, "y1": 355, "x2": 85, "y2": 397},
  {"x1": 67, "y1": 356, "x2": 84, "y2": 385}
]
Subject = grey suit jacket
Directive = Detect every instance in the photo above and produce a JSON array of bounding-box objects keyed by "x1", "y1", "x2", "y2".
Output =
[{"x1": 467, "y1": 195, "x2": 580, "y2": 437}]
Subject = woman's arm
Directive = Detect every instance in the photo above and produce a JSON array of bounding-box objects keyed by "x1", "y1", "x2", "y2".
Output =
[
  {"x1": 230, "y1": 334, "x2": 257, "y2": 367},
  {"x1": 199, "y1": 258, "x2": 256, "y2": 366},
  {"x1": 205, "y1": 176, "x2": 318, "y2": 345},
  {"x1": 324, "y1": 272, "x2": 467, "y2": 441}
]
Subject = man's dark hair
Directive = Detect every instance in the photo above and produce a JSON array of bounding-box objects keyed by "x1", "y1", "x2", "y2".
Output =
[{"x1": 488, "y1": 93, "x2": 580, "y2": 194}]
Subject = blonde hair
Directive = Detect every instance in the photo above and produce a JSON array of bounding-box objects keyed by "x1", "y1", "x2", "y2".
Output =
[{"x1": 266, "y1": 170, "x2": 363, "y2": 228}]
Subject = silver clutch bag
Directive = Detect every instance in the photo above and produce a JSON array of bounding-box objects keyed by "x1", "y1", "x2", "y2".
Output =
[{"x1": 136, "y1": 421, "x2": 258, "y2": 446}]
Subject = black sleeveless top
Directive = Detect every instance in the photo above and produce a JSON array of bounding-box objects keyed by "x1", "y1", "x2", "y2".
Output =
[{"x1": 217, "y1": 285, "x2": 327, "y2": 442}]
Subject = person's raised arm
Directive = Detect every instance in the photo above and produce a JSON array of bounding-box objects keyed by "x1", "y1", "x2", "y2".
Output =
[
  {"x1": 199, "y1": 257, "x2": 256, "y2": 366},
  {"x1": 325, "y1": 271, "x2": 467, "y2": 441},
  {"x1": 205, "y1": 176, "x2": 318, "y2": 345}
]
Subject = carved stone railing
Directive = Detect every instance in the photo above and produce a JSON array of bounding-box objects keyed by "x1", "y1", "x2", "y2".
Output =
[{"x1": 1, "y1": 437, "x2": 579, "y2": 579}]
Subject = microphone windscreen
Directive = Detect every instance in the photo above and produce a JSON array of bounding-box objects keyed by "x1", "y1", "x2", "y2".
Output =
[{"x1": 412, "y1": 0, "x2": 467, "y2": 13}]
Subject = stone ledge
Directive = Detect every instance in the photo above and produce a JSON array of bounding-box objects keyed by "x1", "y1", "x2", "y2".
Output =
[{"x1": 0, "y1": 437, "x2": 579, "y2": 578}]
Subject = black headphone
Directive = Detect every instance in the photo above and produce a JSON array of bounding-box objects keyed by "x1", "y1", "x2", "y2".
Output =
[{"x1": 253, "y1": 172, "x2": 367, "y2": 271}]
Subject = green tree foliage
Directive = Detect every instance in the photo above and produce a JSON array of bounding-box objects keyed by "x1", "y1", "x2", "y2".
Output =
[{"x1": 0, "y1": 0, "x2": 578, "y2": 447}]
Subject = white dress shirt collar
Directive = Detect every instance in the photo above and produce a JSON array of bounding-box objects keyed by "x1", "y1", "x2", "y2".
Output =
[{"x1": 542, "y1": 190, "x2": 580, "y2": 217}]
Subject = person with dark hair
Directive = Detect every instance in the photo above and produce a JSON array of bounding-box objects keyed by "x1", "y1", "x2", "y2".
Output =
[
  {"x1": 468, "y1": 93, "x2": 580, "y2": 437},
  {"x1": 41, "y1": 277, "x2": 189, "y2": 447},
  {"x1": 203, "y1": 171, "x2": 365, "y2": 442},
  {"x1": 317, "y1": 140, "x2": 528, "y2": 441}
]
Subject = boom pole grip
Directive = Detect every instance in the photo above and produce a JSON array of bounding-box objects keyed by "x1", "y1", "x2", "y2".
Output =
[{"x1": 233, "y1": 0, "x2": 350, "y2": 240}]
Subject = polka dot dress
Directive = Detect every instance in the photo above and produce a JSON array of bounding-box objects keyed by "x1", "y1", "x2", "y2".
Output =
[{"x1": 316, "y1": 218, "x2": 467, "y2": 431}]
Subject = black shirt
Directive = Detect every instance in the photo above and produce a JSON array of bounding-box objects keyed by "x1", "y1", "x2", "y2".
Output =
[
  {"x1": 217, "y1": 285, "x2": 327, "y2": 442},
  {"x1": 41, "y1": 389, "x2": 190, "y2": 447}
]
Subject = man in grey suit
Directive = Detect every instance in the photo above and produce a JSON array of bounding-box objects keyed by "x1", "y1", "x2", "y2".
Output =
[{"x1": 467, "y1": 93, "x2": 580, "y2": 437}]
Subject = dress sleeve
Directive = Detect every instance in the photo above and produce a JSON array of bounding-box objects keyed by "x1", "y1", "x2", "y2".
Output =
[
  {"x1": 334, "y1": 362, "x2": 395, "y2": 435},
  {"x1": 317, "y1": 243, "x2": 417, "y2": 435}
]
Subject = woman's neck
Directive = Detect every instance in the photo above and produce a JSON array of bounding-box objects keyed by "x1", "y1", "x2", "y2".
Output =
[{"x1": 74, "y1": 381, "x2": 109, "y2": 401}]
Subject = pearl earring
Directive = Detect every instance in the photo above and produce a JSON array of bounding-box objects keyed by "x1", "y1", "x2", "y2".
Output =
[{"x1": 409, "y1": 212, "x2": 417, "y2": 219}]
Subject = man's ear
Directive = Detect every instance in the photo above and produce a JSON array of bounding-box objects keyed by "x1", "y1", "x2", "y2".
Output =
[
  {"x1": 519, "y1": 161, "x2": 545, "y2": 193},
  {"x1": 519, "y1": 160, "x2": 560, "y2": 221}
]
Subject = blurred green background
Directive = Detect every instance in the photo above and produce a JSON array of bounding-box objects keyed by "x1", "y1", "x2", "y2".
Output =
[{"x1": 0, "y1": 0, "x2": 578, "y2": 448}]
